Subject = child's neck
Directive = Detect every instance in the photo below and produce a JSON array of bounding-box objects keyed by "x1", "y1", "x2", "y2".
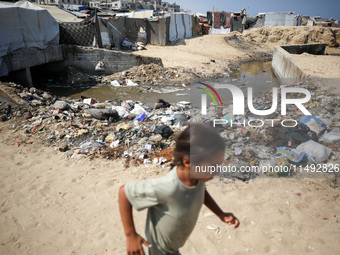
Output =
[{"x1": 177, "y1": 165, "x2": 198, "y2": 187}]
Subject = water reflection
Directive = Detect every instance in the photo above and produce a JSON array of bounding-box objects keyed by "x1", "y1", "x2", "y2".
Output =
[{"x1": 43, "y1": 61, "x2": 279, "y2": 106}]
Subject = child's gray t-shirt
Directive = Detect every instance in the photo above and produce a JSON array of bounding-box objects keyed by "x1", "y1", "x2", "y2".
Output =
[{"x1": 125, "y1": 167, "x2": 206, "y2": 255}]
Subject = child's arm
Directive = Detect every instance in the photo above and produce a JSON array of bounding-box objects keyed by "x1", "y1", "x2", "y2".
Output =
[
  {"x1": 119, "y1": 185, "x2": 152, "y2": 255},
  {"x1": 204, "y1": 189, "x2": 240, "y2": 228}
]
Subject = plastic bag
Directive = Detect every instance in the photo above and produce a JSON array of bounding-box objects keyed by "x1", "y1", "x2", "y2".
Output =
[
  {"x1": 296, "y1": 140, "x2": 332, "y2": 163},
  {"x1": 321, "y1": 128, "x2": 340, "y2": 144},
  {"x1": 130, "y1": 104, "x2": 146, "y2": 115},
  {"x1": 300, "y1": 116, "x2": 326, "y2": 135}
]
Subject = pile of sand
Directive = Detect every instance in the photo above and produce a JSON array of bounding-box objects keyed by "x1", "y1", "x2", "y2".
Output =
[{"x1": 242, "y1": 26, "x2": 340, "y2": 47}]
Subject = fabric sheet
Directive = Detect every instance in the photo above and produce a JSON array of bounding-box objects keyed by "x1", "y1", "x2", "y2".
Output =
[
  {"x1": 213, "y1": 12, "x2": 221, "y2": 28},
  {"x1": 146, "y1": 17, "x2": 170, "y2": 46},
  {"x1": 60, "y1": 20, "x2": 95, "y2": 46},
  {"x1": 224, "y1": 12, "x2": 231, "y2": 28},
  {"x1": 169, "y1": 13, "x2": 192, "y2": 42},
  {"x1": 107, "y1": 17, "x2": 125, "y2": 50}
]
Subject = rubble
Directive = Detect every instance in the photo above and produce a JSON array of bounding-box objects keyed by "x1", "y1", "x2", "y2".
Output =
[{"x1": 101, "y1": 64, "x2": 196, "y2": 85}]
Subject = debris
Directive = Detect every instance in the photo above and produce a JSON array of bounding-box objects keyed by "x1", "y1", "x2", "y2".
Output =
[
  {"x1": 297, "y1": 140, "x2": 332, "y2": 163},
  {"x1": 110, "y1": 80, "x2": 121, "y2": 87},
  {"x1": 206, "y1": 224, "x2": 221, "y2": 235},
  {"x1": 54, "y1": 101, "x2": 69, "y2": 111},
  {"x1": 153, "y1": 125, "x2": 174, "y2": 139},
  {"x1": 300, "y1": 116, "x2": 326, "y2": 135},
  {"x1": 95, "y1": 61, "x2": 105, "y2": 71},
  {"x1": 321, "y1": 128, "x2": 340, "y2": 144}
]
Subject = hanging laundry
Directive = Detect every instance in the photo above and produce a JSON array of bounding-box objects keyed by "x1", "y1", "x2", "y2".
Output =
[
  {"x1": 224, "y1": 12, "x2": 231, "y2": 28},
  {"x1": 221, "y1": 11, "x2": 226, "y2": 27},
  {"x1": 213, "y1": 12, "x2": 221, "y2": 28}
]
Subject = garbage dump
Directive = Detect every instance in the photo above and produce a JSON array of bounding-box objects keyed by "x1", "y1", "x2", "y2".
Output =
[{"x1": 1, "y1": 80, "x2": 339, "y2": 180}]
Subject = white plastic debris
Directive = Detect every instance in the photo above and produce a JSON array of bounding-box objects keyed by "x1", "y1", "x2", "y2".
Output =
[
  {"x1": 95, "y1": 61, "x2": 105, "y2": 71},
  {"x1": 177, "y1": 101, "x2": 191, "y2": 108},
  {"x1": 206, "y1": 224, "x2": 221, "y2": 235},
  {"x1": 297, "y1": 140, "x2": 332, "y2": 163},
  {"x1": 126, "y1": 79, "x2": 138, "y2": 86},
  {"x1": 130, "y1": 104, "x2": 146, "y2": 115},
  {"x1": 110, "y1": 80, "x2": 121, "y2": 87}
]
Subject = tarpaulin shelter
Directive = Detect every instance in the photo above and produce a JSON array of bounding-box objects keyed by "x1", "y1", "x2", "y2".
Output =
[
  {"x1": 124, "y1": 18, "x2": 146, "y2": 44},
  {"x1": 295, "y1": 15, "x2": 315, "y2": 26},
  {"x1": 0, "y1": 1, "x2": 59, "y2": 58},
  {"x1": 252, "y1": 14, "x2": 265, "y2": 28},
  {"x1": 63, "y1": 4, "x2": 87, "y2": 11},
  {"x1": 230, "y1": 16, "x2": 243, "y2": 32},
  {"x1": 191, "y1": 15, "x2": 199, "y2": 37},
  {"x1": 169, "y1": 13, "x2": 193, "y2": 42},
  {"x1": 146, "y1": 17, "x2": 170, "y2": 46},
  {"x1": 264, "y1": 12, "x2": 295, "y2": 26},
  {"x1": 132, "y1": 10, "x2": 153, "y2": 19},
  {"x1": 107, "y1": 17, "x2": 125, "y2": 50},
  {"x1": 106, "y1": 17, "x2": 147, "y2": 49}
]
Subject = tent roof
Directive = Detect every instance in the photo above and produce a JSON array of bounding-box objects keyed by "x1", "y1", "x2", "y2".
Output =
[{"x1": 38, "y1": 4, "x2": 84, "y2": 22}]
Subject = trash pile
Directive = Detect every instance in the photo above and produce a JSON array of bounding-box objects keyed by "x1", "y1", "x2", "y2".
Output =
[
  {"x1": 2, "y1": 80, "x2": 339, "y2": 180},
  {"x1": 189, "y1": 82, "x2": 340, "y2": 181},
  {"x1": 101, "y1": 64, "x2": 193, "y2": 85},
  {"x1": 3, "y1": 83, "x2": 191, "y2": 166}
]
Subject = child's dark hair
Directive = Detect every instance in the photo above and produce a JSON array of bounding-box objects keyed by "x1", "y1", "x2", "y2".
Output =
[{"x1": 171, "y1": 123, "x2": 225, "y2": 167}]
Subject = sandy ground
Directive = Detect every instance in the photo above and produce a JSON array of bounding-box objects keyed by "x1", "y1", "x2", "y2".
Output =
[
  {"x1": 133, "y1": 34, "x2": 271, "y2": 76},
  {"x1": 290, "y1": 53, "x2": 340, "y2": 94},
  {"x1": 291, "y1": 53, "x2": 340, "y2": 78},
  {"x1": 1, "y1": 120, "x2": 340, "y2": 255}
]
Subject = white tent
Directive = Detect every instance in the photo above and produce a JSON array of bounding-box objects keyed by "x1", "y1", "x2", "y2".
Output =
[
  {"x1": 0, "y1": 1, "x2": 59, "y2": 57},
  {"x1": 264, "y1": 12, "x2": 295, "y2": 26}
]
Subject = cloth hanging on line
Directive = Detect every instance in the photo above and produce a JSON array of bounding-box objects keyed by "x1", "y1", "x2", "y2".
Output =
[
  {"x1": 224, "y1": 12, "x2": 231, "y2": 28},
  {"x1": 213, "y1": 12, "x2": 221, "y2": 28}
]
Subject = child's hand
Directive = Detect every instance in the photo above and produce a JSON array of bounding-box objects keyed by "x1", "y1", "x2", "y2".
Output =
[
  {"x1": 218, "y1": 212, "x2": 240, "y2": 228},
  {"x1": 126, "y1": 233, "x2": 152, "y2": 255}
]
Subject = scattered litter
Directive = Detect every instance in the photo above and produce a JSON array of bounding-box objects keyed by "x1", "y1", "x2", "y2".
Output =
[{"x1": 206, "y1": 224, "x2": 221, "y2": 235}]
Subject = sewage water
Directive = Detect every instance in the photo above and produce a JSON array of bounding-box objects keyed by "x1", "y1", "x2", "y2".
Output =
[{"x1": 43, "y1": 61, "x2": 279, "y2": 107}]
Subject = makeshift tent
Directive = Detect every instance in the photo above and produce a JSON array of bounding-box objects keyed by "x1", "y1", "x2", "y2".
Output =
[
  {"x1": 132, "y1": 10, "x2": 153, "y2": 19},
  {"x1": 98, "y1": 19, "x2": 111, "y2": 47},
  {"x1": 295, "y1": 15, "x2": 315, "y2": 26},
  {"x1": 191, "y1": 15, "x2": 199, "y2": 37},
  {"x1": 252, "y1": 14, "x2": 265, "y2": 28},
  {"x1": 230, "y1": 16, "x2": 243, "y2": 32},
  {"x1": 107, "y1": 17, "x2": 125, "y2": 50},
  {"x1": 169, "y1": 13, "x2": 193, "y2": 42},
  {"x1": 62, "y1": 4, "x2": 86, "y2": 11},
  {"x1": 0, "y1": 1, "x2": 59, "y2": 58},
  {"x1": 146, "y1": 17, "x2": 170, "y2": 46},
  {"x1": 124, "y1": 18, "x2": 146, "y2": 44},
  {"x1": 264, "y1": 12, "x2": 295, "y2": 26}
]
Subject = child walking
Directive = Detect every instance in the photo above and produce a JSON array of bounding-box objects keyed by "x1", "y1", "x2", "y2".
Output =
[{"x1": 119, "y1": 123, "x2": 239, "y2": 255}]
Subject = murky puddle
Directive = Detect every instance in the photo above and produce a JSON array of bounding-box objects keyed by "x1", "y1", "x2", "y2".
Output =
[{"x1": 42, "y1": 61, "x2": 279, "y2": 106}]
